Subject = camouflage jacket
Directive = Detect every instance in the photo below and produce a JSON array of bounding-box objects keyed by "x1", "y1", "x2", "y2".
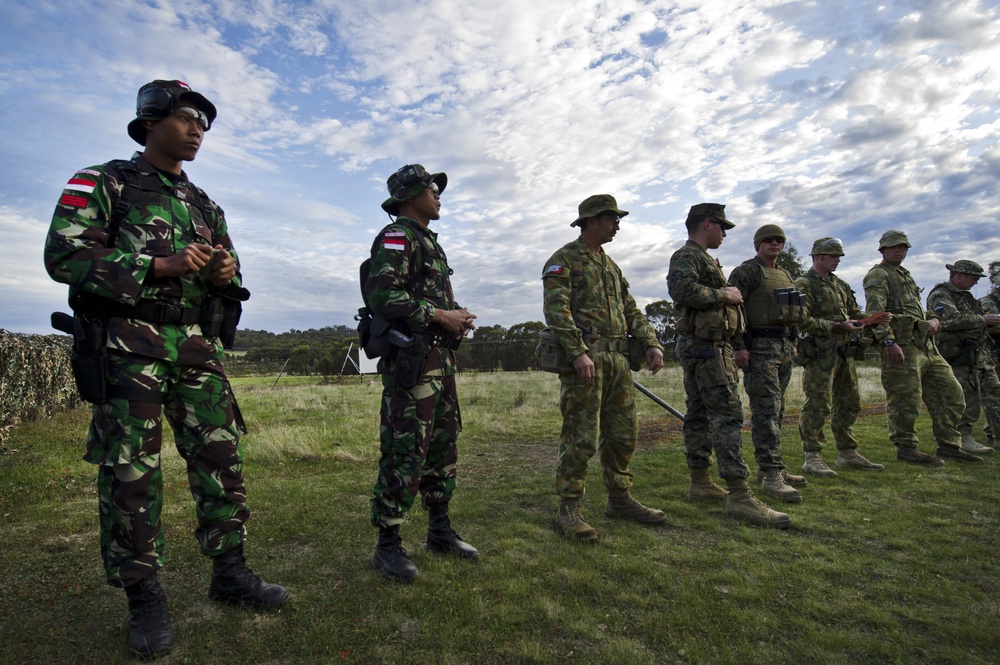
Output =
[
  {"x1": 863, "y1": 260, "x2": 927, "y2": 344},
  {"x1": 980, "y1": 289, "x2": 1000, "y2": 343},
  {"x1": 542, "y1": 238, "x2": 659, "y2": 361},
  {"x1": 794, "y1": 268, "x2": 863, "y2": 339},
  {"x1": 667, "y1": 240, "x2": 734, "y2": 341},
  {"x1": 43, "y1": 153, "x2": 245, "y2": 365},
  {"x1": 927, "y1": 281, "x2": 992, "y2": 366}
]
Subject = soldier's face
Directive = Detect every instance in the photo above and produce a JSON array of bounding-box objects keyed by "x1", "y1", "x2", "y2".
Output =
[
  {"x1": 144, "y1": 102, "x2": 204, "y2": 163},
  {"x1": 592, "y1": 212, "x2": 620, "y2": 244},
  {"x1": 756, "y1": 236, "x2": 784, "y2": 260},
  {"x1": 814, "y1": 254, "x2": 841, "y2": 273},
  {"x1": 953, "y1": 273, "x2": 980, "y2": 290},
  {"x1": 409, "y1": 184, "x2": 441, "y2": 221},
  {"x1": 706, "y1": 220, "x2": 726, "y2": 249},
  {"x1": 880, "y1": 244, "x2": 908, "y2": 266}
]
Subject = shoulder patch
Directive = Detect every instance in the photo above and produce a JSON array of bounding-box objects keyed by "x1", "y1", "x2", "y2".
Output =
[
  {"x1": 545, "y1": 265, "x2": 564, "y2": 275},
  {"x1": 65, "y1": 177, "x2": 97, "y2": 195},
  {"x1": 384, "y1": 235, "x2": 406, "y2": 251},
  {"x1": 77, "y1": 169, "x2": 101, "y2": 177},
  {"x1": 59, "y1": 193, "x2": 89, "y2": 208}
]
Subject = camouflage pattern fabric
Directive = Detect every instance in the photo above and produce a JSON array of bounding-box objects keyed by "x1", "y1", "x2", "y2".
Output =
[
  {"x1": 795, "y1": 268, "x2": 864, "y2": 452},
  {"x1": 43, "y1": 153, "x2": 251, "y2": 587},
  {"x1": 667, "y1": 241, "x2": 750, "y2": 480},
  {"x1": 927, "y1": 282, "x2": 1000, "y2": 438},
  {"x1": 542, "y1": 238, "x2": 661, "y2": 499},
  {"x1": 865, "y1": 263, "x2": 964, "y2": 448},
  {"x1": 979, "y1": 289, "x2": 1000, "y2": 378},
  {"x1": 366, "y1": 216, "x2": 464, "y2": 526}
]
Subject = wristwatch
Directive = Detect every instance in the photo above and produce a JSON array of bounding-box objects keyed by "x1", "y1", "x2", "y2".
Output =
[{"x1": 883, "y1": 339, "x2": 896, "y2": 346}]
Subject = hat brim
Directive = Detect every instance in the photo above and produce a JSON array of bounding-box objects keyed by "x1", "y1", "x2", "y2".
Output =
[
  {"x1": 127, "y1": 90, "x2": 217, "y2": 146},
  {"x1": 570, "y1": 208, "x2": 629, "y2": 228},
  {"x1": 381, "y1": 172, "x2": 447, "y2": 216},
  {"x1": 946, "y1": 263, "x2": 985, "y2": 276}
]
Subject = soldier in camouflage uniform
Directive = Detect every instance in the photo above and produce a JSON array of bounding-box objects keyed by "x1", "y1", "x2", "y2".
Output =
[
  {"x1": 542, "y1": 194, "x2": 666, "y2": 542},
  {"x1": 795, "y1": 238, "x2": 884, "y2": 476},
  {"x1": 366, "y1": 164, "x2": 479, "y2": 581},
  {"x1": 667, "y1": 204, "x2": 790, "y2": 528},
  {"x1": 926, "y1": 260, "x2": 1000, "y2": 455},
  {"x1": 978, "y1": 264, "x2": 1000, "y2": 445},
  {"x1": 43, "y1": 80, "x2": 286, "y2": 658},
  {"x1": 729, "y1": 224, "x2": 808, "y2": 502},
  {"x1": 863, "y1": 230, "x2": 980, "y2": 466}
]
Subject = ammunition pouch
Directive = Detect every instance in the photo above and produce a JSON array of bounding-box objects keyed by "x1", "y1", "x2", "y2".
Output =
[
  {"x1": 913, "y1": 320, "x2": 932, "y2": 348},
  {"x1": 52, "y1": 312, "x2": 109, "y2": 404},
  {"x1": 692, "y1": 305, "x2": 744, "y2": 342},
  {"x1": 689, "y1": 343, "x2": 737, "y2": 389},
  {"x1": 394, "y1": 338, "x2": 428, "y2": 389},
  {"x1": 940, "y1": 336, "x2": 980, "y2": 366},
  {"x1": 849, "y1": 336, "x2": 870, "y2": 361},
  {"x1": 627, "y1": 335, "x2": 645, "y2": 372},
  {"x1": 357, "y1": 308, "x2": 397, "y2": 360},
  {"x1": 769, "y1": 289, "x2": 808, "y2": 326},
  {"x1": 200, "y1": 297, "x2": 225, "y2": 338}
]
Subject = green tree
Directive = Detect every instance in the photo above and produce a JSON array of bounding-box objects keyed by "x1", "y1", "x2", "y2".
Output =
[
  {"x1": 644, "y1": 300, "x2": 680, "y2": 349},
  {"x1": 778, "y1": 242, "x2": 806, "y2": 280},
  {"x1": 503, "y1": 321, "x2": 546, "y2": 371}
]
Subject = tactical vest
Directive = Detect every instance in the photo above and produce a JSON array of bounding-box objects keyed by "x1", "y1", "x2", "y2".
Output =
[
  {"x1": 801, "y1": 272, "x2": 850, "y2": 343},
  {"x1": 744, "y1": 264, "x2": 796, "y2": 328},
  {"x1": 871, "y1": 263, "x2": 923, "y2": 343},
  {"x1": 928, "y1": 283, "x2": 987, "y2": 363}
]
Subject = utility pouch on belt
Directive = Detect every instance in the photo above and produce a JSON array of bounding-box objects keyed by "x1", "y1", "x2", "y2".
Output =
[
  {"x1": 693, "y1": 344, "x2": 737, "y2": 388},
  {"x1": 536, "y1": 327, "x2": 573, "y2": 373},
  {"x1": 52, "y1": 311, "x2": 108, "y2": 404},
  {"x1": 200, "y1": 297, "x2": 225, "y2": 338},
  {"x1": 692, "y1": 305, "x2": 743, "y2": 341},
  {"x1": 627, "y1": 335, "x2": 644, "y2": 372},
  {"x1": 395, "y1": 339, "x2": 428, "y2": 389},
  {"x1": 912, "y1": 320, "x2": 932, "y2": 348}
]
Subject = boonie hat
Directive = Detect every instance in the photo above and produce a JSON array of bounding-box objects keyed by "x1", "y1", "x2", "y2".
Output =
[
  {"x1": 810, "y1": 237, "x2": 845, "y2": 256},
  {"x1": 571, "y1": 194, "x2": 629, "y2": 228},
  {"x1": 946, "y1": 259, "x2": 985, "y2": 277},
  {"x1": 878, "y1": 229, "x2": 911, "y2": 250},
  {"x1": 753, "y1": 224, "x2": 786, "y2": 249},
  {"x1": 687, "y1": 203, "x2": 734, "y2": 230},
  {"x1": 127, "y1": 80, "x2": 217, "y2": 146},
  {"x1": 381, "y1": 164, "x2": 448, "y2": 216}
]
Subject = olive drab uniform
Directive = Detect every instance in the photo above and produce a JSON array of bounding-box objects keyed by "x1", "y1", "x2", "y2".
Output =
[
  {"x1": 795, "y1": 268, "x2": 865, "y2": 453},
  {"x1": 728, "y1": 258, "x2": 804, "y2": 471},
  {"x1": 926, "y1": 282, "x2": 1000, "y2": 444},
  {"x1": 542, "y1": 238, "x2": 661, "y2": 499},
  {"x1": 44, "y1": 153, "x2": 251, "y2": 588},
  {"x1": 367, "y1": 216, "x2": 464, "y2": 527},
  {"x1": 667, "y1": 240, "x2": 750, "y2": 480},
  {"x1": 980, "y1": 288, "x2": 1000, "y2": 377},
  {"x1": 863, "y1": 261, "x2": 965, "y2": 452}
]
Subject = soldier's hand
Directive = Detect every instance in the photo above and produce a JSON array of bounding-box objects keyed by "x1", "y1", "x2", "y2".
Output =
[
  {"x1": 645, "y1": 347, "x2": 664, "y2": 375},
  {"x1": 842, "y1": 320, "x2": 864, "y2": 332},
  {"x1": 433, "y1": 307, "x2": 476, "y2": 337},
  {"x1": 573, "y1": 353, "x2": 595, "y2": 385},
  {"x1": 154, "y1": 243, "x2": 214, "y2": 278},
  {"x1": 734, "y1": 348, "x2": 750, "y2": 369},
  {"x1": 886, "y1": 343, "x2": 905, "y2": 365},
  {"x1": 208, "y1": 245, "x2": 237, "y2": 286},
  {"x1": 722, "y1": 286, "x2": 743, "y2": 305},
  {"x1": 926, "y1": 318, "x2": 940, "y2": 335},
  {"x1": 985, "y1": 314, "x2": 1000, "y2": 326}
]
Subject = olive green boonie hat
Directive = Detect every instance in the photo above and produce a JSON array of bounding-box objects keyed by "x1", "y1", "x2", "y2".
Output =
[
  {"x1": 946, "y1": 259, "x2": 985, "y2": 277},
  {"x1": 381, "y1": 164, "x2": 447, "y2": 216},
  {"x1": 811, "y1": 237, "x2": 845, "y2": 256},
  {"x1": 571, "y1": 194, "x2": 629, "y2": 227},
  {"x1": 878, "y1": 229, "x2": 911, "y2": 250},
  {"x1": 753, "y1": 224, "x2": 785, "y2": 249},
  {"x1": 687, "y1": 203, "x2": 734, "y2": 229},
  {"x1": 127, "y1": 80, "x2": 217, "y2": 146}
]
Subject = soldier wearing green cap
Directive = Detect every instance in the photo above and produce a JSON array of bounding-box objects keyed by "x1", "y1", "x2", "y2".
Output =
[
  {"x1": 668, "y1": 203, "x2": 791, "y2": 528},
  {"x1": 43, "y1": 79, "x2": 285, "y2": 658},
  {"x1": 794, "y1": 238, "x2": 884, "y2": 477},
  {"x1": 728, "y1": 223, "x2": 809, "y2": 502},
  {"x1": 365, "y1": 164, "x2": 479, "y2": 581},
  {"x1": 542, "y1": 194, "x2": 666, "y2": 543},
  {"x1": 926, "y1": 260, "x2": 1000, "y2": 455},
  {"x1": 863, "y1": 230, "x2": 980, "y2": 465}
]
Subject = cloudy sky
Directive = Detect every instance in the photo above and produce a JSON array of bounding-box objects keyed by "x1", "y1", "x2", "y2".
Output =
[{"x1": 2, "y1": 0, "x2": 999, "y2": 335}]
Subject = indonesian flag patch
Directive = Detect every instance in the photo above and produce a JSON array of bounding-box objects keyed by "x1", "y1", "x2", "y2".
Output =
[
  {"x1": 66, "y1": 176, "x2": 97, "y2": 195},
  {"x1": 546, "y1": 264, "x2": 564, "y2": 275},
  {"x1": 384, "y1": 233, "x2": 406, "y2": 251}
]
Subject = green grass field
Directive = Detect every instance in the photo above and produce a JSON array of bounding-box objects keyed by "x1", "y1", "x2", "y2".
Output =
[{"x1": 1, "y1": 367, "x2": 998, "y2": 664}]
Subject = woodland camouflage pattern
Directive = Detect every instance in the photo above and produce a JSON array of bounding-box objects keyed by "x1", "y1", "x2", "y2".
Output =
[
  {"x1": 980, "y1": 288, "x2": 1000, "y2": 372},
  {"x1": 542, "y1": 238, "x2": 660, "y2": 499},
  {"x1": 795, "y1": 268, "x2": 865, "y2": 452},
  {"x1": 667, "y1": 240, "x2": 750, "y2": 480},
  {"x1": 367, "y1": 216, "x2": 463, "y2": 527}
]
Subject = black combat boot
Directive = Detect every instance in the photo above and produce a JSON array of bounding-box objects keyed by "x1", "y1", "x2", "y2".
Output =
[
  {"x1": 426, "y1": 504, "x2": 479, "y2": 559},
  {"x1": 372, "y1": 525, "x2": 419, "y2": 582},
  {"x1": 124, "y1": 574, "x2": 175, "y2": 658},
  {"x1": 208, "y1": 546, "x2": 289, "y2": 608}
]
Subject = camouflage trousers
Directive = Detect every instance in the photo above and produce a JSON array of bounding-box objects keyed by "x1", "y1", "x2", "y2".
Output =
[
  {"x1": 370, "y1": 360, "x2": 460, "y2": 528},
  {"x1": 679, "y1": 339, "x2": 750, "y2": 481},
  {"x1": 950, "y1": 363, "x2": 1000, "y2": 439},
  {"x1": 879, "y1": 342, "x2": 964, "y2": 449},
  {"x1": 798, "y1": 354, "x2": 861, "y2": 452},
  {"x1": 88, "y1": 351, "x2": 248, "y2": 588},
  {"x1": 742, "y1": 337, "x2": 792, "y2": 469},
  {"x1": 555, "y1": 351, "x2": 635, "y2": 499}
]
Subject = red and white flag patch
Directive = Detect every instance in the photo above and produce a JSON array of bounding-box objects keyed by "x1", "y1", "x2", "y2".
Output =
[
  {"x1": 66, "y1": 177, "x2": 97, "y2": 195},
  {"x1": 546, "y1": 264, "x2": 564, "y2": 275},
  {"x1": 384, "y1": 234, "x2": 406, "y2": 251}
]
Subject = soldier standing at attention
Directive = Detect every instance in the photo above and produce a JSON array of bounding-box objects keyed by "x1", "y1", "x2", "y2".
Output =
[
  {"x1": 668, "y1": 204, "x2": 790, "y2": 528},
  {"x1": 978, "y1": 264, "x2": 1000, "y2": 447},
  {"x1": 863, "y1": 230, "x2": 980, "y2": 465},
  {"x1": 728, "y1": 224, "x2": 808, "y2": 502},
  {"x1": 43, "y1": 80, "x2": 287, "y2": 658},
  {"x1": 366, "y1": 164, "x2": 479, "y2": 582},
  {"x1": 795, "y1": 238, "x2": 885, "y2": 476},
  {"x1": 926, "y1": 260, "x2": 1000, "y2": 455},
  {"x1": 542, "y1": 194, "x2": 666, "y2": 543}
]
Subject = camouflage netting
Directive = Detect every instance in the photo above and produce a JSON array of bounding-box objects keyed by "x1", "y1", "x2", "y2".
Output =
[{"x1": 0, "y1": 329, "x2": 78, "y2": 445}]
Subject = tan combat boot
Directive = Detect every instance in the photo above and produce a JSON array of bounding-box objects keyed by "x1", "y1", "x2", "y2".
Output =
[
  {"x1": 556, "y1": 499, "x2": 599, "y2": 542},
  {"x1": 960, "y1": 433, "x2": 994, "y2": 455},
  {"x1": 759, "y1": 468, "x2": 803, "y2": 503},
  {"x1": 688, "y1": 467, "x2": 728, "y2": 503},
  {"x1": 836, "y1": 448, "x2": 885, "y2": 470},
  {"x1": 755, "y1": 468, "x2": 808, "y2": 488},
  {"x1": 802, "y1": 451, "x2": 838, "y2": 477},
  {"x1": 605, "y1": 489, "x2": 668, "y2": 524},
  {"x1": 725, "y1": 479, "x2": 791, "y2": 529}
]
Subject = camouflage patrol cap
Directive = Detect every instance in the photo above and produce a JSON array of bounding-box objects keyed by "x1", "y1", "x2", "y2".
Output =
[
  {"x1": 127, "y1": 80, "x2": 217, "y2": 146},
  {"x1": 810, "y1": 237, "x2": 845, "y2": 256},
  {"x1": 687, "y1": 203, "x2": 734, "y2": 229},
  {"x1": 571, "y1": 194, "x2": 629, "y2": 227},
  {"x1": 753, "y1": 224, "x2": 785, "y2": 249},
  {"x1": 878, "y1": 229, "x2": 911, "y2": 250},
  {"x1": 945, "y1": 259, "x2": 985, "y2": 277},
  {"x1": 380, "y1": 164, "x2": 448, "y2": 215}
]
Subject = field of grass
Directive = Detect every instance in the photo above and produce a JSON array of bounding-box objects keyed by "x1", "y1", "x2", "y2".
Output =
[{"x1": 1, "y1": 366, "x2": 998, "y2": 664}]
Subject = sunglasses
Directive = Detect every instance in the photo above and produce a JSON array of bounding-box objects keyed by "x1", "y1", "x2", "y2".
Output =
[{"x1": 172, "y1": 106, "x2": 210, "y2": 131}]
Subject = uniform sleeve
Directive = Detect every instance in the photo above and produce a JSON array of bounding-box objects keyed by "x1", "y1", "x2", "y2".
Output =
[
  {"x1": 794, "y1": 275, "x2": 832, "y2": 336},
  {"x1": 928, "y1": 289, "x2": 984, "y2": 333},
  {"x1": 43, "y1": 166, "x2": 154, "y2": 305},
  {"x1": 863, "y1": 267, "x2": 893, "y2": 342},
  {"x1": 542, "y1": 252, "x2": 588, "y2": 360},
  {"x1": 207, "y1": 202, "x2": 249, "y2": 300},
  {"x1": 620, "y1": 274, "x2": 661, "y2": 349},
  {"x1": 366, "y1": 227, "x2": 435, "y2": 333},
  {"x1": 667, "y1": 249, "x2": 728, "y2": 310}
]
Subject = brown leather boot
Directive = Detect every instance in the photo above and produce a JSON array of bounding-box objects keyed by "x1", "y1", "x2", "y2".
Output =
[
  {"x1": 605, "y1": 489, "x2": 668, "y2": 524},
  {"x1": 896, "y1": 446, "x2": 944, "y2": 466},
  {"x1": 688, "y1": 466, "x2": 727, "y2": 503},
  {"x1": 802, "y1": 452, "x2": 838, "y2": 477},
  {"x1": 836, "y1": 449, "x2": 885, "y2": 470},
  {"x1": 556, "y1": 499, "x2": 599, "y2": 542},
  {"x1": 725, "y1": 479, "x2": 791, "y2": 529},
  {"x1": 759, "y1": 468, "x2": 803, "y2": 503},
  {"x1": 755, "y1": 467, "x2": 808, "y2": 487}
]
